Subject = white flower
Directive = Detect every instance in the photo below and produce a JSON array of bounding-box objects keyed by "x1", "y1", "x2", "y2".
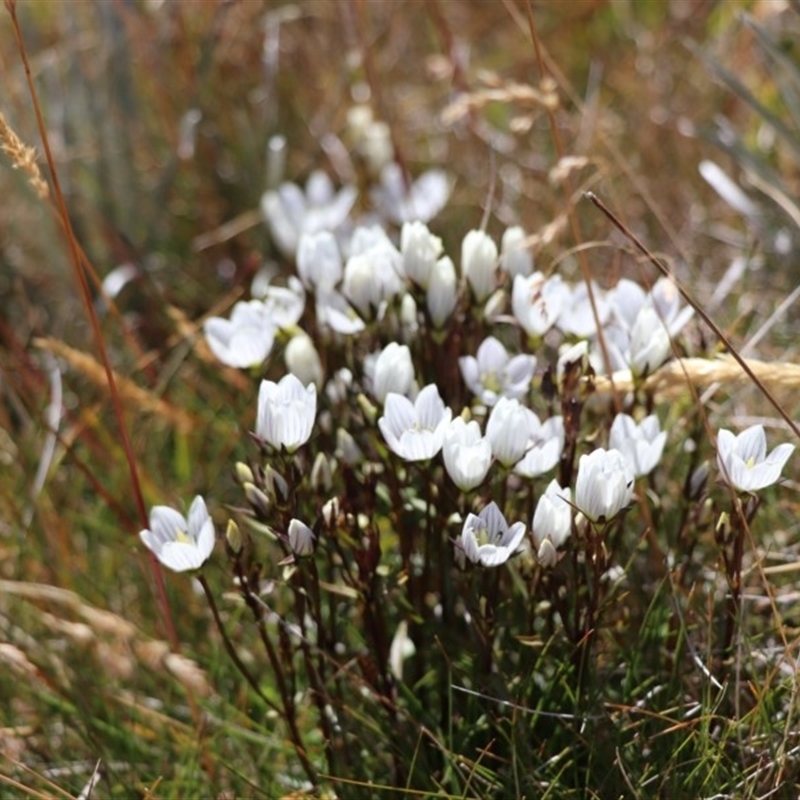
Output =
[
  {"x1": 512, "y1": 272, "x2": 568, "y2": 338},
  {"x1": 203, "y1": 300, "x2": 275, "y2": 368},
  {"x1": 378, "y1": 383, "x2": 452, "y2": 461},
  {"x1": 401, "y1": 221, "x2": 443, "y2": 289},
  {"x1": 500, "y1": 226, "x2": 533, "y2": 278},
  {"x1": 461, "y1": 229, "x2": 497, "y2": 302},
  {"x1": 288, "y1": 518, "x2": 315, "y2": 557},
  {"x1": 316, "y1": 289, "x2": 366, "y2": 335},
  {"x1": 513, "y1": 416, "x2": 564, "y2": 478},
  {"x1": 297, "y1": 230, "x2": 343, "y2": 292},
  {"x1": 367, "y1": 343, "x2": 415, "y2": 404},
  {"x1": 532, "y1": 479, "x2": 572, "y2": 567},
  {"x1": 458, "y1": 502, "x2": 526, "y2": 567},
  {"x1": 256, "y1": 374, "x2": 317, "y2": 452},
  {"x1": 261, "y1": 171, "x2": 357, "y2": 257},
  {"x1": 442, "y1": 417, "x2": 493, "y2": 492},
  {"x1": 253, "y1": 276, "x2": 306, "y2": 330},
  {"x1": 486, "y1": 397, "x2": 538, "y2": 467},
  {"x1": 427, "y1": 256, "x2": 458, "y2": 328},
  {"x1": 459, "y1": 336, "x2": 536, "y2": 407},
  {"x1": 342, "y1": 227, "x2": 404, "y2": 318},
  {"x1": 371, "y1": 162, "x2": 451, "y2": 224},
  {"x1": 284, "y1": 332, "x2": 324, "y2": 389},
  {"x1": 139, "y1": 496, "x2": 215, "y2": 572},
  {"x1": 716, "y1": 425, "x2": 794, "y2": 493},
  {"x1": 557, "y1": 281, "x2": 610, "y2": 338},
  {"x1": 609, "y1": 413, "x2": 667, "y2": 477},
  {"x1": 574, "y1": 447, "x2": 635, "y2": 523},
  {"x1": 629, "y1": 305, "x2": 671, "y2": 378}
]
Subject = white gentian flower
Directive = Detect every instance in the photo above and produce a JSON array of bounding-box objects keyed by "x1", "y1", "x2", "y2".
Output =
[
  {"x1": 256, "y1": 374, "x2": 317, "y2": 452},
  {"x1": 427, "y1": 256, "x2": 458, "y2": 328},
  {"x1": 459, "y1": 336, "x2": 536, "y2": 407},
  {"x1": 557, "y1": 281, "x2": 610, "y2": 338},
  {"x1": 367, "y1": 342, "x2": 415, "y2": 404},
  {"x1": 461, "y1": 229, "x2": 497, "y2": 302},
  {"x1": 608, "y1": 278, "x2": 647, "y2": 330},
  {"x1": 288, "y1": 518, "x2": 315, "y2": 557},
  {"x1": 139, "y1": 496, "x2": 215, "y2": 572},
  {"x1": 401, "y1": 221, "x2": 443, "y2": 289},
  {"x1": 609, "y1": 413, "x2": 667, "y2": 477},
  {"x1": 716, "y1": 424, "x2": 794, "y2": 493},
  {"x1": 532, "y1": 479, "x2": 572, "y2": 568},
  {"x1": 458, "y1": 502, "x2": 526, "y2": 567},
  {"x1": 343, "y1": 227, "x2": 404, "y2": 318},
  {"x1": 513, "y1": 416, "x2": 564, "y2": 478},
  {"x1": 442, "y1": 417, "x2": 493, "y2": 492},
  {"x1": 316, "y1": 288, "x2": 366, "y2": 335},
  {"x1": 261, "y1": 171, "x2": 357, "y2": 257},
  {"x1": 574, "y1": 447, "x2": 635, "y2": 523},
  {"x1": 500, "y1": 226, "x2": 533, "y2": 278},
  {"x1": 254, "y1": 276, "x2": 306, "y2": 330},
  {"x1": 629, "y1": 305, "x2": 671, "y2": 378},
  {"x1": 296, "y1": 230, "x2": 343, "y2": 292},
  {"x1": 371, "y1": 162, "x2": 451, "y2": 224},
  {"x1": 204, "y1": 300, "x2": 275, "y2": 368},
  {"x1": 512, "y1": 272, "x2": 568, "y2": 338},
  {"x1": 486, "y1": 397, "x2": 539, "y2": 467},
  {"x1": 649, "y1": 277, "x2": 694, "y2": 337},
  {"x1": 378, "y1": 383, "x2": 452, "y2": 461},
  {"x1": 284, "y1": 332, "x2": 324, "y2": 389}
]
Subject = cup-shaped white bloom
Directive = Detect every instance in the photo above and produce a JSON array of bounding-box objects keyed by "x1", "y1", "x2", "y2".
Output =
[
  {"x1": 532, "y1": 479, "x2": 572, "y2": 567},
  {"x1": 500, "y1": 226, "x2": 533, "y2": 278},
  {"x1": 316, "y1": 289, "x2": 366, "y2": 335},
  {"x1": 139, "y1": 496, "x2": 215, "y2": 572},
  {"x1": 442, "y1": 417, "x2": 493, "y2": 491},
  {"x1": 371, "y1": 162, "x2": 451, "y2": 224},
  {"x1": 288, "y1": 518, "x2": 315, "y2": 557},
  {"x1": 512, "y1": 272, "x2": 568, "y2": 338},
  {"x1": 575, "y1": 448, "x2": 635, "y2": 523},
  {"x1": 716, "y1": 425, "x2": 795, "y2": 493},
  {"x1": 609, "y1": 413, "x2": 667, "y2": 477},
  {"x1": 261, "y1": 171, "x2": 357, "y2": 257},
  {"x1": 608, "y1": 278, "x2": 647, "y2": 330},
  {"x1": 254, "y1": 276, "x2": 306, "y2": 330},
  {"x1": 257, "y1": 374, "x2": 317, "y2": 452},
  {"x1": 557, "y1": 281, "x2": 610, "y2": 338},
  {"x1": 343, "y1": 230, "x2": 404, "y2": 319},
  {"x1": 297, "y1": 230, "x2": 343, "y2": 292},
  {"x1": 458, "y1": 502, "x2": 526, "y2": 567},
  {"x1": 427, "y1": 256, "x2": 458, "y2": 328},
  {"x1": 378, "y1": 383, "x2": 452, "y2": 461},
  {"x1": 459, "y1": 336, "x2": 536, "y2": 407},
  {"x1": 284, "y1": 332, "x2": 324, "y2": 389},
  {"x1": 369, "y1": 343, "x2": 415, "y2": 404},
  {"x1": 462, "y1": 229, "x2": 498, "y2": 302},
  {"x1": 514, "y1": 416, "x2": 564, "y2": 478},
  {"x1": 486, "y1": 397, "x2": 539, "y2": 467},
  {"x1": 401, "y1": 221, "x2": 443, "y2": 289},
  {"x1": 204, "y1": 300, "x2": 275, "y2": 368},
  {"x1": 629, "y1": 305, "x2": 671, "y2": 377}
]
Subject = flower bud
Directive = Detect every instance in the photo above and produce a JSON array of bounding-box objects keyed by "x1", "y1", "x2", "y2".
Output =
[
  {"x1": 311, "y1": 452, "x2": 333, "y2": 493},
  {"x1": 288, "y1": 518, "x2": 316, "y2": 557},
  {"x1": 235, "y1": 461, "x2": 255, "y2": 485},
  {"x1": 500, "y1": 226, "x2": 533, "y2": 278},
  {"x1": 225, "y1": 519, "x2": 243, "y2": 555},
  {"x1": 284, "y1": 332, "x2": 324, "y2": 389},
  {"x1": 372, "y1": 343, "x2": 414, "y2": 404},
  {"x1": 462, "y1": 229, "x2": 497, "y2": 302},
  {"x1": 244, "y1": 482, "x2": 271, "y2": 517},
  {"x1": 427, "y1": 256, "x2": 457, "y2": 328}
]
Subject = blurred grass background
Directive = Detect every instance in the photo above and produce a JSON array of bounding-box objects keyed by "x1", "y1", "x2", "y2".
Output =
[{"x1": 1, "y1": 0, "x2": 799, "y2": 797}]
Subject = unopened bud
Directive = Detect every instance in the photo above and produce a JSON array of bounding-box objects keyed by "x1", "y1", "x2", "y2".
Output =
[
  {"x1": 336, "y1": 428, "x2": 362, "y2": 466},
  {"x1": 235, "y1": 462, "x2": 255, "y2": 485},
  {"x1": 226, "y1": 519, "x2": 243, "y2": 555},
  {"x1": 264, "y1": 464, "x2": 289, "y2": 502},
  {"x1": 311, "y1": 452, "x2": 333, "y2": 493},
  {"x1": 244, "y1": 482, "x2": 271, "y2": 517}
]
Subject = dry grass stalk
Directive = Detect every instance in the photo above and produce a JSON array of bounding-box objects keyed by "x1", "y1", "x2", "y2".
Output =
[
  {"x1": 592, "y1": 355, "x2": 800, "y2": 399},
  {"x1": 34, "y1": 337, "x2": 194, "y2": 433},
  {"x1": 0, "y1": 112, "x2": 48, "y2": 200}
]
